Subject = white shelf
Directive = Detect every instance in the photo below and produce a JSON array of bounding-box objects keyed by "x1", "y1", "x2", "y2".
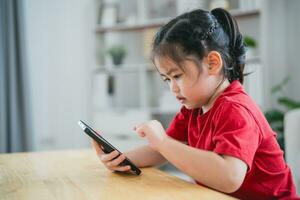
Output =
[
  {"x1": 95, "y1": 18, "x2": 171, "y2": 33},
  {"x1": 230, "y1": 9, "x2": 260, "y2": 18},
  {"x1": 100, "y1": 63, "x2": 155, "y2": 73},
  {"x1": 95, "y1": 106, "x2": 178, "y2": 115},
  {"x1": 95, "y1": 9, "x2": 260, "y2": 33},
  {"x1": 97, "y1": 56, "x2": 260, "y2": 75}
]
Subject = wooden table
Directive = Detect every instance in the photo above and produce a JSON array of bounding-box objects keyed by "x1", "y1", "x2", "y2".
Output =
[{"x1": 0, "y1": 149, "x2": 236, "y2": 200}]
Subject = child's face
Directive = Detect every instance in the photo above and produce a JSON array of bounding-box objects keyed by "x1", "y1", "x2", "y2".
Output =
[{"x1": 154, "y1": 56, "x2": 219, "y2": 109}]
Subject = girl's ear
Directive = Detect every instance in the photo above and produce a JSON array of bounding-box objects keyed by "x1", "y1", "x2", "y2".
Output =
[{"x1": 206, "y1": 51, "x2": 223, "y2": 75}]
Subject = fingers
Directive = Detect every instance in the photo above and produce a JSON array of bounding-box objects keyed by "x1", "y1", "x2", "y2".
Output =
[
  {"x1": 96, "y1": 149, "x2": 131, "y2": 172},
  {"x1": 112, "y1": 165, "x2": 131, "y2": 172},
  {"x1": 133, "y1": 122, "x2": 146, "y2": 130},
  {"x1": 133, "y1": 123, "x2": 147, "y2": 137},
  {"x1": 106, "y1": 154, "x2": 131, "y2": 172},
  {"x1": 137, "y1": 131, "x2": 146, "y2": 137},
  {"x1": 107, "y1": 153, "x2": 127, "y2": 167},
  {"x1": 91, "y1": 140, "x2": 131, "y2": 172},
  {"x1": 100, "y1": 150, "x2": 119, "y2": 162},
  {"x1": 91, "y1": 140, "x2": 104, "y2": 156},
  {"x1": 101, "y1": 151, "x2": 126, "y2": 167}
]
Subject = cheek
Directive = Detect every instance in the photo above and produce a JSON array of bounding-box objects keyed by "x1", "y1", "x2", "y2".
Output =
[{"x1": 185, "y1": 77, "x2": 208, "y2": 101}]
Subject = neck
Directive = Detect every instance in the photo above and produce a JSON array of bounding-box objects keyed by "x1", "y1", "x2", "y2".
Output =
[{"x1": 202, "y1": 78, "x2": 230, "y2": 113}]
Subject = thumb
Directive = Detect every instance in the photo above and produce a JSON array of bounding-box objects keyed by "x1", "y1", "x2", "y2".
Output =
[
  {"x1": 137, "y1": 131, "x2": 146, "y2": 137},
  {"x1": 134, "y1": 126, "x2": 146, "y2": 138}
]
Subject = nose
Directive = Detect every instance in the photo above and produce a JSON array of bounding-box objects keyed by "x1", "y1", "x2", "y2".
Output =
[{"x1": 169, "y1": 80, "x2": 180, "y2": 93}]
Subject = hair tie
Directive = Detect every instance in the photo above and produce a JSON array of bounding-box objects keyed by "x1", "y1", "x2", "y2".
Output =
[{"x1": 198, "y1": 19, "x2": 219, "y2": 40}]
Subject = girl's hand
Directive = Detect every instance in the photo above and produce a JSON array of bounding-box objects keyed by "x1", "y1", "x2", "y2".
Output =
[
  {"x1": 91, "y1": 140, "x2": 131, "y2": 172},
  {"x1": 134, "y1": 120, "x2": 167, "y2": 151}
]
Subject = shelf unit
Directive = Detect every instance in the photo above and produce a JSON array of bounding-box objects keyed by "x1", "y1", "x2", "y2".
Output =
[
  {"x1": 92, "y1": 0, "x2": 263, "y2": 150},
  {"x1": 95, "y1": 9, "x2": 260, "y2": 34}
]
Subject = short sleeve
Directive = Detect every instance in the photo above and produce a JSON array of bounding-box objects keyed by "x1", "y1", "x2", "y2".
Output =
[
  {"x1": 212, "y1": 102, "x2": 261, "y2": 170},
  {"x1": 166, "y1": 106, "x2": 191, "y2": 142}
]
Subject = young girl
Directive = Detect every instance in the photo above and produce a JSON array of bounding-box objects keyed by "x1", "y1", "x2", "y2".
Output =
[{"x1": 92, "y1": 8, "x2": 299, "y2": 199}]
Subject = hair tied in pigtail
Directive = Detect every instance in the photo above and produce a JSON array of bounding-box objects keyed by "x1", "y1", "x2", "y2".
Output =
[
  {"x1": 210, "y1": 8, "x2": 242, "y2": 52},
  {"x1": 211, "y1": 8, "x2": 246, "y2": 83}
]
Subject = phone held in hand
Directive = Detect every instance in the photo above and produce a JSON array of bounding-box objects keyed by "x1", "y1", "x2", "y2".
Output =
[{"x1": 78, "y1": 120, "x2": 141, "y2": 175}]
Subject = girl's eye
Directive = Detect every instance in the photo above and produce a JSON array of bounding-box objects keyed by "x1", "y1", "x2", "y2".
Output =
[
  {"x1": 173, "y1": 74, "x2": 182, "y2": 80},
  {"x1": 163, "y1": 78, "x2": 170, "y2": 82}
]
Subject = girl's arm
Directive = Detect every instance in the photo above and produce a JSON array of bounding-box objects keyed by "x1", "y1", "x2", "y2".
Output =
[
  {"x1": 125, "y1": 145, "x2": 167, "y2": 168},
  {"x1": 134, "y1": 120, "x2": 247, "y2": 194},
  {"x1": 159, "y1": 138, "x2": 247, "y2": 193}
]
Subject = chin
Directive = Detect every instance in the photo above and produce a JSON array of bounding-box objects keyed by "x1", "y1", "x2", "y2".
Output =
[
  {"x1": 184, "y1": 104, "x2": 195, "y2": 110},
  {"x1": 184, "y1": 103, "x2": 202, "y2": 110}
]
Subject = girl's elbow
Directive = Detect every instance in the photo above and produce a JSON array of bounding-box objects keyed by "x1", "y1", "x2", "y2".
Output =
[
  {"x1": 221, "y1": 159, "x2": 247, "y2": 193},
  {"x1": 221, "y1": 176, "x2": 244, "y2": 193}
]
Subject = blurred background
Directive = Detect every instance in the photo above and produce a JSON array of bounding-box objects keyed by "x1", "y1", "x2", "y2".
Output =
[{"x1": 1, "y1": 0, "x2": 299, "y2": 191}]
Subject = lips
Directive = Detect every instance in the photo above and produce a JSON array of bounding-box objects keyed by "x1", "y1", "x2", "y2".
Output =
[{"x1": 176, "y1": 96, "x2": 186, "y2": 103}]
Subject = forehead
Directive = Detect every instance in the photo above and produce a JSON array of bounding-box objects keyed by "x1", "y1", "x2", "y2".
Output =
[{"x1": 154, "y1": 56, "x2": 183, "y2": 75}]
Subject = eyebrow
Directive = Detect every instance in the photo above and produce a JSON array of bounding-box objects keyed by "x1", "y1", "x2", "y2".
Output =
[{"x1": 160, "y1": 68, "x2": 179, "y2": 76}]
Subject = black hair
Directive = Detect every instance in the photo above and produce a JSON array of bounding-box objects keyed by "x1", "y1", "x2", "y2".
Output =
[{"x1": 152, "y1": 8, "x2": 246, "y2": 84}]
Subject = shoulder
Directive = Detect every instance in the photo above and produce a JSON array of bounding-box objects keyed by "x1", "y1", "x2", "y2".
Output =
[
  {"x1": 211, "y1": 97, "x2": 263, "y2": 146},
  {"x1": 212, "y1": 96, "x2": 257, "y2": 127}
]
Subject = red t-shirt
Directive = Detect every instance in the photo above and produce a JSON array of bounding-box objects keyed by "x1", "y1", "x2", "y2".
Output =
[{"x1": 166, "y1": 80, "x2": 299, "y2": 200}]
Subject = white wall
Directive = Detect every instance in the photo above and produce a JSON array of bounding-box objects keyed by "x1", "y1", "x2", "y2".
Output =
[
  {"x1": 262, "y1": 0, "x2": 300, "y2": 109},
  {"x1": 261, "y1": 0, "x2": 287, "y2": 109},
  {"x1": 286, "y1": 0, "x2": 300, "y2": 101},
  {"x1": 23, "y1": 0, "x2": 98, "y2": 150}
]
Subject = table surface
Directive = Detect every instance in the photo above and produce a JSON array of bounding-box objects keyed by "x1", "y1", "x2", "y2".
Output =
[{"x1": 0, "y1": 149, "x2": 236, "y2": 200}]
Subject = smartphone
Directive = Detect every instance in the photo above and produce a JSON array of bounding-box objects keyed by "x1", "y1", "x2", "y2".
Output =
[{"x1": 78, "y1": 120, "x2": 141, "y2": 175}]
